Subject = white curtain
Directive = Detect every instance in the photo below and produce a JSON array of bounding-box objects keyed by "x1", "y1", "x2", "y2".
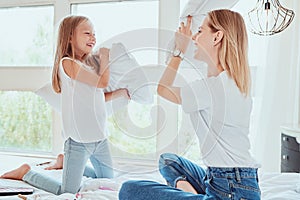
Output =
[{"x1": 250, "y1": 0, "x2": 300, "y2": 172}]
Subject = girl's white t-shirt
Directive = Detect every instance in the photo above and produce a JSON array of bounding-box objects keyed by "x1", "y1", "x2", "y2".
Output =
[
  {"x1": 59, "y1": 57, "x2": 107, "y2": 143},
  {"x1": 181, "y1": 71, "x2": 260, "y2": 168}
]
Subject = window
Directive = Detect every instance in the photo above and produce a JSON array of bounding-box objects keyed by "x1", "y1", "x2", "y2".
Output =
[
  {"x1": 0, "y1": 0, "x2": 179, "y2": 160},
  {"x1": 0, "y1": 5, "x2": 54, "y2": 66},
  {"x1": 0, "y1": 4, "x2": 54, "y2": 154},
  {"x1": 0, "y1": 91, "x2": 52, "y2": 153}
]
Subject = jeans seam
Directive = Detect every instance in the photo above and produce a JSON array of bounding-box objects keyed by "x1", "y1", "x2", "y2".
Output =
[
  {"x1": 211, "y1": 173, "x2": 258, "y2": 179},
  {"x1": 232, "y1": 183, "x2": 260, "y2": 193},
  {"x1": 63, "y1": 139, "x2": 71, "y2": 193}
]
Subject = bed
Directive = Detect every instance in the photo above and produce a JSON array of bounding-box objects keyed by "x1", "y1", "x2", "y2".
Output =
[{"x1": 1, "y1": 163, "x2": 299, "y2": 200}]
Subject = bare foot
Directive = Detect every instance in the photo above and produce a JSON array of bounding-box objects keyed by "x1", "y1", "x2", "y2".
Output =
[
  {"x1": 45, "y1": 154, "x2": 64, "y2": 170},
  {"x1": 176, "y1": 180, "x2": 198, "y2": 194},
  {"x1": 0, "y1": 164, "x2": 31, "y2": 180}
]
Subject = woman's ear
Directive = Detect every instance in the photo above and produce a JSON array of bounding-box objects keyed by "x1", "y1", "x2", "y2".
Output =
[{"x1": 213, "y1": 31, "x2": 224, "y2": 46}]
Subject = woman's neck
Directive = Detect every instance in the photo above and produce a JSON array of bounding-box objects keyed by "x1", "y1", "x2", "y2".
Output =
[{"x1": 207, "y1": 62, "x2": 224, "y2": 77}]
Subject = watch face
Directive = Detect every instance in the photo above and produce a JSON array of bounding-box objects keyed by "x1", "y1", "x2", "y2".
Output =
[{"x1": 173, "y1": 49, "x2": 181, "y2": 57}]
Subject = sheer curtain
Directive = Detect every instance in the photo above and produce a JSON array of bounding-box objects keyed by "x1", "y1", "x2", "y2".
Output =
[{"x1": 250, "y1": 0, "x2": 300, "y2": 172}]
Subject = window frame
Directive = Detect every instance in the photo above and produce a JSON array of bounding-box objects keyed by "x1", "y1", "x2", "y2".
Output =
[{"x1": 0, "y1": 0, "x2": 182, "y2": 163}]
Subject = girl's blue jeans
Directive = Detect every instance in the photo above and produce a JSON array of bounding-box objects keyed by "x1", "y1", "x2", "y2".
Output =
[
  {"x1": 23, "y1": 137, "x2": 113, "y2": 195},
  {"x1": 119, "y1": 153, "x2": 261, "y2": 200}
]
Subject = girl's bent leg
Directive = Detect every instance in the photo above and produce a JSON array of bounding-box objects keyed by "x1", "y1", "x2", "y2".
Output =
[
  {"x1": 90, "y1": 139, "x2": 114, "y2": 178},
  {"x1": 119, "y1": 180, "x2": 207, "y2": 200},
  {"x1": 23, "y1": 170, "x2": 62, "y2": 195},
  {"x1": 2, "y1": 164, "x2": 62, "y2": 195},
  {"x1": 83, "y1": 165, "x2": 97, "y2": 178},
  {"x1": 159, "y1": 153, "x2": 207, "y2": 194},
  {"x1": 62, "y1": 138, "x2": 90, "y2": 194}
]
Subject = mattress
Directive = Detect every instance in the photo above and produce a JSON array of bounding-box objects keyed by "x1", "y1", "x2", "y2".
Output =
[{"x1": 0, "y1": 164, "x2": 299, "y2": 200}]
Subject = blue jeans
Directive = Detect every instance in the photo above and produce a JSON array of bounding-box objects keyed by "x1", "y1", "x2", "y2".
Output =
[
  {"x1": 119, "y1": 153, "x2": 261, "y2": 200},
  {"x1": 23, "y1": 137, "x2": 113, "y2": 195}
]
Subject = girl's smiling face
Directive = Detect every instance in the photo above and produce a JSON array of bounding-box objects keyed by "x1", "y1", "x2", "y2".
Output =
[{"x1": 72, "y1": 20, "x2": 96, "y2": 60}]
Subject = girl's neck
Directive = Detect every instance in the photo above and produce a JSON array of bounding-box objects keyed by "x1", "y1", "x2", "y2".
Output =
[{"x1": 75, "y1": 53, "x2": 87, "y2": 62}]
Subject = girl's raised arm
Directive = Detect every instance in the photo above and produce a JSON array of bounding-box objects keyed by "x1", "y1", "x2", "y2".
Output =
[{"x1": 62, "y1": 58, "x2": 107, "y2": 88}]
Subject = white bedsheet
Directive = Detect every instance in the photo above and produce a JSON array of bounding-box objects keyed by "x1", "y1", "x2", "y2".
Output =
[
  {"x1": 259, "y1": 172, "x2": 300, "y2": 200},
  {"x1": 1, "y1": 165, "x2": 299, "y2": 200}
]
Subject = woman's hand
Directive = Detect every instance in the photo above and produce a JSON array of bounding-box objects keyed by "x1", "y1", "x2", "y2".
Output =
[{"x1": 175, "y1": 16, "x2": 192, "y2": 53}]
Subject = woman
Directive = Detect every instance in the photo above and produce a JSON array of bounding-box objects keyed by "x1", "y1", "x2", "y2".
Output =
[{"x1": 119, "y1": 9, "x2": 261, "y2": 200}]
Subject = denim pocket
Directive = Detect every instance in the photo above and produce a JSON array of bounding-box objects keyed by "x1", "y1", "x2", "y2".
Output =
[
  {"x1": 231, "y1": 177, "x2": 261, "y2": 200},
  {"x1": 206, "y1": 175, "x2": 232, "y2": 199}
]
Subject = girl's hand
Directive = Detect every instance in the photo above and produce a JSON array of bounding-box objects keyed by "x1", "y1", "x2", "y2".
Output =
[
  {"x1": 121, "y1": 88, "x2": 131, "y2": 100},
  {"x1": 104, "y1": 88, "x2": 130, "y2": 102},
  {"x1": 175, "y1": 16, "x2": 192, "y2": 53},
  {"x1": 99, "y1": 47, "x2": 110, "y2": 59}
]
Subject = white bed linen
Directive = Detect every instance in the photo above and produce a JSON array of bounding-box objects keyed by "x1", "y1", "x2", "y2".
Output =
[
  {"x1": 259, "y1": 172, "x2": 300, "y2": 200},
  {"x1": 1, "y1": 164, "x2": 299, "y2": 200}
]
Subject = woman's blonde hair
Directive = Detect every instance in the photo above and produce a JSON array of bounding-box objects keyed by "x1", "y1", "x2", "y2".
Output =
[
  {"x1": 52, "y1": 15, "x2": 89, "y2": 93},
  {"x1": 208, "y1": 9, "x2": 251, "y2": 96}
]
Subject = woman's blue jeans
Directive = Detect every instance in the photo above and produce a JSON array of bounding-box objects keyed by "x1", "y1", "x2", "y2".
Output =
[
  {"x1": 119, "y1": 153, "x2": 261, "y2": 200},
  {"x1": 23, "y1": 137, "x2": 113, "y2": 195}
]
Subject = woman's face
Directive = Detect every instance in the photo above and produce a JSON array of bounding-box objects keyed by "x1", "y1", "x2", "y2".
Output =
[
  {"x1": 72, "y1": 20, "x2": 96, "y2": 59},
  {"x1": 192, "y1": 17, "x2": 215, "y2": 63}
]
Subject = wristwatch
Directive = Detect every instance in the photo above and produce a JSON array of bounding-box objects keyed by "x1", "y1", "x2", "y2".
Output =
[{"x1": 172, "y1": 49, "x2": 184, "y2": 60}]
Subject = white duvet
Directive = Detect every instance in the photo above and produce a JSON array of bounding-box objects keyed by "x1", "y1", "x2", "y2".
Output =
[{"x1": 1, "y1": 166, "x2": 300, "y2": 200}]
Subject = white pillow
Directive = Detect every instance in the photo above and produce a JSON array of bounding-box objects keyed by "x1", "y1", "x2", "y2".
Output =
[
  {"x1": 166, "y1": 0, "x2": 239, "y2": 63},
  {"x1": 35, "y1": 82, "x2": 61, "y2": 113},
  {"x1": 35, "y1": 43, "x2": 153, "y2": 115},
  {"x1": 105, "y1": 42, "x2": 153, "y2": 104},
  {"x1": 180, "y1": 0, "x2": 239, "y2": 33}
]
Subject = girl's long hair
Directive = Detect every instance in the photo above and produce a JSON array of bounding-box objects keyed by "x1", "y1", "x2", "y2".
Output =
[
  {"x1": 208, "y1": 9, "x2": 251, "y2": 96},
  {"x1": 52, "y1": 15, "x2": 89, "y2": 93}
]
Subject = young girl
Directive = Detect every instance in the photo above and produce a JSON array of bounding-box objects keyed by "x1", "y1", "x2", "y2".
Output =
[
  {"x1": 1, "y1": 15, "x2": 129, "y2": 195},
  {"x1": 119, "y1": 9, "x2": 261, "y2": 199}
]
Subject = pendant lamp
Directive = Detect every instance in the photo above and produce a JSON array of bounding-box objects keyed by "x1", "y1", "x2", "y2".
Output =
[{"x1": 247, "y1": 0, "x2": 295, "y2": 36}]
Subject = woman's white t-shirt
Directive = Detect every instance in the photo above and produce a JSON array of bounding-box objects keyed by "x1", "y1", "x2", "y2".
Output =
[
  {"x1": 59, "y1": 57, "x2": 107, "y2": 143},
  {"x1": 181, "y1": 71, "x2": 259, "y2": 168}
]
